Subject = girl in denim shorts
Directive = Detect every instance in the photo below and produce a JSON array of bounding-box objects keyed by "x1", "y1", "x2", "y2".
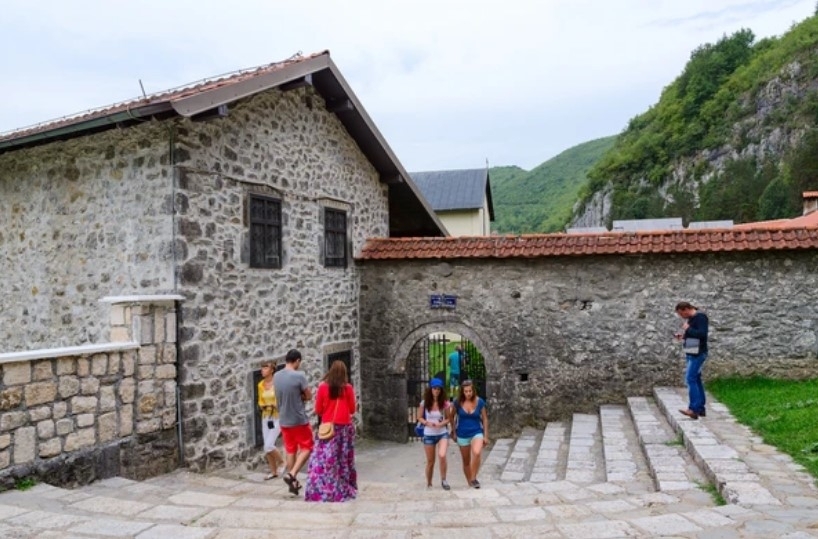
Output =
[{"x1": 418, "y1": 378, "x2": 452, "y2": 490}]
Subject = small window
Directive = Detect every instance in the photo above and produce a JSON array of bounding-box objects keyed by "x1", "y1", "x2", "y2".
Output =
[
  {"x1": 327, "y1": 350, "x2": 353, "y2": 379},
  {"x1": 249, "y1": 194, "x2": 282, "y2": 269},
  {"x1": 324, "y1": 208, "x2": 347, "y2": 268}
]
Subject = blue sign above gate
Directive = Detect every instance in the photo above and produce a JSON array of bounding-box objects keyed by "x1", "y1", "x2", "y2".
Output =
[{"x1": 429, "y1": 294, "x2": 457, "y2": 309}]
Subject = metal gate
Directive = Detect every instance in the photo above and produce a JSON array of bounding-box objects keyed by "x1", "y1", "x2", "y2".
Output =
[{"x1": 406, "y1": 335, "x2": 486, "y2": 440}]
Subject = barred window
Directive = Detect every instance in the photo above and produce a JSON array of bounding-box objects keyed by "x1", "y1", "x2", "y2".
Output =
[
  {"x1": 249, "y1": 194, "x2": 282, "y2": 269},
  {"x1": 324, "y1": 208, "x2": 347, "y2": 268}
]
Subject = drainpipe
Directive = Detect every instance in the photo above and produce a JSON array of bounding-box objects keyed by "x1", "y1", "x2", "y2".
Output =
[{"x1": 166, "y1": 124, "x2": 186, "y2": 466}]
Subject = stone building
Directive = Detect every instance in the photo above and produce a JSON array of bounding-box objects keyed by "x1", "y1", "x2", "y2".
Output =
[{"x1": 0, "y1": 51, "x2": 445, "y2": 471}]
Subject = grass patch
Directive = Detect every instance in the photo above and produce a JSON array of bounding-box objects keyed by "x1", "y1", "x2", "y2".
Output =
[
  {"x1": 708, "y1": 376, "x2": 818, "y2": 480},
  {"x1": 15, "y1": 477, "x2": 36, "y2": 491},
  {"x1": 698, "y1": 481, "x2": 727, "y2": 505},
  {"x1": 665, "y1": 433, "x2": 684, "y2": 446}
]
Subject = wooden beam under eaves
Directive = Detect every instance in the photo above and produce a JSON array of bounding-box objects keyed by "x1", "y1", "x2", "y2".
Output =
[
  {"x1": 381, "y1": 174, "x2": 403, "y2": 184},
  {"x1": 327, "y1": 98, "x2": 354, "y2": 113},
  {"x1": 281, "y1": 74, "x2": 313, "y2": 91}
]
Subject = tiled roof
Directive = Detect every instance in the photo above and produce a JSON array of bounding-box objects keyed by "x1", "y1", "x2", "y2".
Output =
[
  {"x1": 0, "y1": 51, "x2": 327, "y2": 143},
  {"x1": 410, "y1": 169, "x2": 489, "y2": 211},
  {"x1": 803, "y1": 191, "x2": 818, "y2": 198},
  {"x1": 732, "y1": 210, "x2": 818, "y2": 230},
  {"x1": 358, "y1": 227, "x2": 818, "y2": 260}
]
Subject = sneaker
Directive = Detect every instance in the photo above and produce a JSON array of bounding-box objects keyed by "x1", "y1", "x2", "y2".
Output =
[
  {"x1": 441, "y1": 480, "x2": 450, "y2": 491},
  {"x1": 470, "y1": 479, "x2": 480, "y2": 489}
]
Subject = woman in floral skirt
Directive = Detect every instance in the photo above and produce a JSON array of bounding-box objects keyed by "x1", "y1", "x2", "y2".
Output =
[{"x1": 304, "y1": 360, "x2": 357, "y2": 502}]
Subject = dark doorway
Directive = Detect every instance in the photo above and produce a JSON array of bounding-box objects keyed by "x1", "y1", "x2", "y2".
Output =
[
  {"x1": 326, "y1": 350, "x2": 353, "y2": 383},
  {"x1": 252, "y1": 369, "x2": 262, "y2": 447}
]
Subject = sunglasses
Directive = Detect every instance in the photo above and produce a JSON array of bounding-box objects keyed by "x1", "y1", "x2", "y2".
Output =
[{"x1": 461, "y1": 379, "x2": 474, "y2": 387}]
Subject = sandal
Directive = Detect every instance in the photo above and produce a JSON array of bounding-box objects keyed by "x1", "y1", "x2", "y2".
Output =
[
  {"x1": 283, "y1": 473, "x2": 301, "y2": 495},
  {"x1": 264, "y1": 473, "x2": 277, "y2": 481}
]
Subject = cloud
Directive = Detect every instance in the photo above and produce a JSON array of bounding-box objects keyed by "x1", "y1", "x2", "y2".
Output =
[
  {"x1": 650, "y1": 0, "x2": 804, "y2": 29},
  {"x1": 0, "y1": 0, "x2": 815, "y2": 169}
]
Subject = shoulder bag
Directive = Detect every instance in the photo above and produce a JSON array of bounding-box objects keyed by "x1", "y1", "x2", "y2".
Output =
[
  {"x1": 683, "y1": 337, "x2": 700, "y2": 354},
  {"x1": 318, "y1": 398, "x2": 341, "y2": 441}
]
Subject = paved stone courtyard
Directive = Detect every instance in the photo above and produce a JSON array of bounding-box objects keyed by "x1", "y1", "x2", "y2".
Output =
[{"x1": 0, "y1": 387, "x2": 816, "y2": 538}]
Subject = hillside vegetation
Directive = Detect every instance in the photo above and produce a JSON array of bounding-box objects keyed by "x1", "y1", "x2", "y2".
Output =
[
  {"x1": 573, "y1": 14, "x2": 818, "y2": 227},
  {"x1": 491, "y1": 136, "x2": 615, "y2": 233}
]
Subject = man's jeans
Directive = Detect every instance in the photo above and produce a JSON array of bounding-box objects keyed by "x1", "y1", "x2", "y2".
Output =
[{"x1": 685, "y1": 352, "x2": 708, "y2": 413}]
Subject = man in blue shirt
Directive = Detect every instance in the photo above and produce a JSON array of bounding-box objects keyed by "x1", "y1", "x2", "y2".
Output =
[
  {"x1": 674, "y1": 302, "x2": 709, "y2": 420},
  {"x1": 448, "y1": 345, "x2": 464, "y2": 397}
]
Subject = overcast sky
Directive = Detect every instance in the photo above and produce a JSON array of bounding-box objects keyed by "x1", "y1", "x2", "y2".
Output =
[{"x1": 1, "y1": 0, "x2": 814, "y2": 171}]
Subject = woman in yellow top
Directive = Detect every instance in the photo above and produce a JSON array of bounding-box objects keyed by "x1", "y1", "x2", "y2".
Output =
[{"x1": 257, "y1": 360, "x2": 284, "y2": 479}]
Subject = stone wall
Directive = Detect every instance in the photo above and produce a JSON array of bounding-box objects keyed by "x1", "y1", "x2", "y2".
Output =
[
  {"x1": 0, "y1": 297, "x2": 180, "y2": 488},
  {"x1": 0, "y1": 123, "x2": 176, "y2": 351},
  {"x1": 170, "y1": 87, "x2": 389, "y2": 470},
  {"x1": 358, "y1": 251, "x2": 818, "y2": 441}
]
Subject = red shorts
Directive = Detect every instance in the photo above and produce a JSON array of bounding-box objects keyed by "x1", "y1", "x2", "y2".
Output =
[{"x1": 280, "y1": 424, "x2": 315, "y2": 454}]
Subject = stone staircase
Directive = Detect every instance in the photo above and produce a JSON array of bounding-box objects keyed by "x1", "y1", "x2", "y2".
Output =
[{"x1": 0, "y1": 387, "x2": 815, "y2": 538}]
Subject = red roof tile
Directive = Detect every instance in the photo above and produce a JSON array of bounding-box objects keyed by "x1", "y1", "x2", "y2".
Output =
[
  {"x1": 358, "y1": 226, "x2": 818, "y2": 261},
  {"x1": 803, "y1": 191, "x2": 818, "y2": 198}
]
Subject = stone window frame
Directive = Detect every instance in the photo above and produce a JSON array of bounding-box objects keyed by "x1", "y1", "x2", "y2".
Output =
[
  {"x1": 248, "y1": 193, "x2": 282, "y2": 269},
  {"x1": 319, "y1": 199, "x2": 351, "y2": 269}
]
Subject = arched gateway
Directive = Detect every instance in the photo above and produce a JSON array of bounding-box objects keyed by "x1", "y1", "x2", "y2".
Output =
[
  {"x1": 398, "y1": 323, "x2": 490, "y2": 439},
  {"x1": 358, "y1": 315, "x2": 499, "y2": 443}
]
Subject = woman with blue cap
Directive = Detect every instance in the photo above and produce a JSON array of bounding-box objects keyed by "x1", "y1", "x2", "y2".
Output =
[{"x1": 418, "y1": 377, "x2": 452, "y2": 490}]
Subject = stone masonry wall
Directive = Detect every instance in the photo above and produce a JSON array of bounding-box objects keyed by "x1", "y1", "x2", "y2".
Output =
[
  {"x1": 171, "y1": 87, "x2": 388, "y2": 470},
  {"x1": 0, "y1": 123, "x2": 176, "y2": 352},
  {"x1": 359, "y1": 250, "x2": 818, "y2": 441},
  {"x1": 0, "y1": 298, "x2": 179, "y2": 488}
]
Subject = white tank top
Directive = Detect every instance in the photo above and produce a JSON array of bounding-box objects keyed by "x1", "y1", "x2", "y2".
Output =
[{"x1": 420, "y1": 402, "x2": 449, "y2": 436}]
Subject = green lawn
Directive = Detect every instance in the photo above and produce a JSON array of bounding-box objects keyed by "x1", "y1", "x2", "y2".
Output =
[{"x1": 707, "y1": 377, "x2": 818, "y2": 479}]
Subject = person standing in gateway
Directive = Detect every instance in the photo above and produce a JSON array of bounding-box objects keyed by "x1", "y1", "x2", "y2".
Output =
[
  {"x1": 674, "y1": 301, "x2": 709, "y2": 420},
  {"x1": 448, "y1": 345, "x2": 465, "y2": 397},
  {"x1": 274, "y1": 349, "x2": 314, "y2": 495}
]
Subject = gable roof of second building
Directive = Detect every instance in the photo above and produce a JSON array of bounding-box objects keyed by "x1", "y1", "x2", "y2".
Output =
[{"x1": 410, "y1": 169, "x2": 494, "y2": 220}]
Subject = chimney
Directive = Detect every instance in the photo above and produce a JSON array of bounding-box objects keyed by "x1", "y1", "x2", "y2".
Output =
[{"x1": 803, "y1": 191, "x2": 818, "y2": 216}]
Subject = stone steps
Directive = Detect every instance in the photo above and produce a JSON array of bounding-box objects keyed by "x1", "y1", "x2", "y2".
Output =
[
  {"x1": 653, "y1": 386, "x2": 818, "y2": 508},
  {"x1": 0, "y1": 468, "x2": 738, "y2": 536},
  {"x1": 0, "y1": 387, "x2": 816, "y2": 536}
]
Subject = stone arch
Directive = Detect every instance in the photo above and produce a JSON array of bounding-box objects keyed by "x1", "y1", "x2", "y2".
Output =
[{"x1": 391, "y1": 319, "x2": 496, "y2": 376}]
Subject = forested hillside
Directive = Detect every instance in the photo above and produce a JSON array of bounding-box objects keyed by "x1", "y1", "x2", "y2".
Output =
[
  {"x1": 491, "y1": 136, "x2": 615, "y2": 233},
  {"x1": 571, "y1": 13, "x2": 818, "y2": 228}
]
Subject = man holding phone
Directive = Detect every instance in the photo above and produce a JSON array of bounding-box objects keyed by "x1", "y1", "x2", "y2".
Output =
[{"x1": 674, "y1": 302, "x2": 709, "y2": 420}]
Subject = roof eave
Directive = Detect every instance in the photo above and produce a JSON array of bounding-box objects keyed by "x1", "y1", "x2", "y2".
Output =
[
  {"x1": 0, "y1": 102, "x2": 174, "y2": 153},
  {"x1": 320, "y1": 57, "x2": 448, "y2": 237}
]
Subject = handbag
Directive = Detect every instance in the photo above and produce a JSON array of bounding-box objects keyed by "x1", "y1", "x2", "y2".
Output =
[
  {"x1": 318, "y1": 398, "x2": 341, "y2": 441},
  {"x1": 414, "y1": 407, "x2": 426, "y2": 438}
]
